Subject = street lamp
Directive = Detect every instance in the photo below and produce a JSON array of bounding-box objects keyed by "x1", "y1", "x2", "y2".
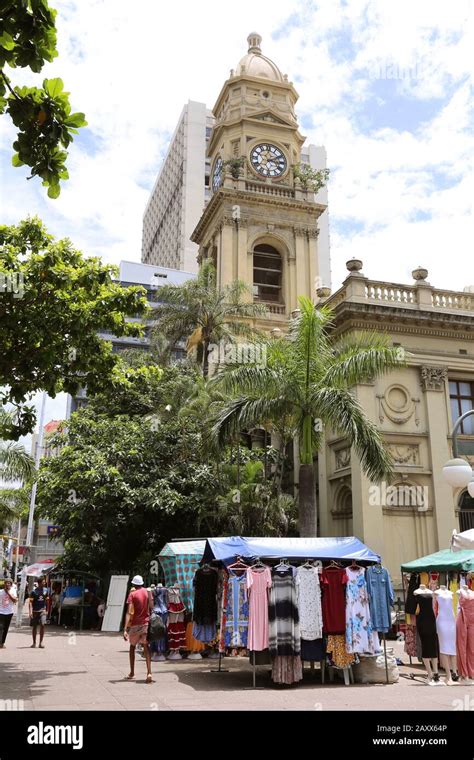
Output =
[{"x1": 442, "y1": 409, "x2": 474, "y2": 489}]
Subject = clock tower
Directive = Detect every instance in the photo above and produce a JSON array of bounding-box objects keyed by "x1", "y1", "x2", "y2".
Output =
[{"x1": 191, "y1": 33, "x2": 328, "y2": 331}]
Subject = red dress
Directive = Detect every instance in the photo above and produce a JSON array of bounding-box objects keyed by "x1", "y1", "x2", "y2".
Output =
[{"x1": 321, "y1": 567, "x2": 348, "y2": 634}]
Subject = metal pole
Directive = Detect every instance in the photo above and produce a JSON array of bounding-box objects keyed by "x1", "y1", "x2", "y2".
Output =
[
  {"x1": 451, "y1": 409, "x2": 474, "y2": 458},
  {"x1": 16, "y1": 392, "x2": 47, "y2": 628},
  {"x1": 383, "y1": 633, "x2": 389, "y2": 684}
]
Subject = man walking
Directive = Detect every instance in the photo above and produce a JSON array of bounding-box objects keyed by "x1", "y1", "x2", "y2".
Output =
[
  {"x1": 29, "y1": 577, "x2": 49, "y2": 648},
  {"x1": 0, "y1": 578, "x2": 17, "y2": 648},
  {"x1": 123, "y1": 575, "x2": 152, "y2": 683}
]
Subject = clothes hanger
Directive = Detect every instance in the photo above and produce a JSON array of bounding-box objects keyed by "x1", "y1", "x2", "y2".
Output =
[
  {"x1": 274, "y1": 558, "x2": 290, "y2": 570},
  {"x1": 302, "y1": 559, "x2": 314, "y2": 569},
  {"x1": 250, "y1": 557, "x2": 266, "y2": 569},
  {"x1": 227, "y1": 557, "x2": 249, "y2": 575},
  {"x1": 349, "y1": 559, "x2": 362, "y2": 570},
  {"x1": 326, "y1": 559, "x2": 342, "y2": 568}
]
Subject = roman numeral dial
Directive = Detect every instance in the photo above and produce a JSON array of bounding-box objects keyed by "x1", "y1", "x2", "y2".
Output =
[{"x1": 250, "y1": 143, "x2": 287, "y2": 178}]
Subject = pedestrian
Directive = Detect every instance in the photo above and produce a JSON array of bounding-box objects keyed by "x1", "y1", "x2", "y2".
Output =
[
  {"x1": 123, "y1": 575, "x2": 153, "y2": 683},
  {"x1": 29, "y1": 576, "x2": 49, "y2": 648},
  {"x1": 0, "y1": 578, "x2": 18, "y2": 648}
]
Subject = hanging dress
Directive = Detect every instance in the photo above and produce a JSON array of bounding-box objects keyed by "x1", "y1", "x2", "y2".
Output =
[
  {"x1": 219, "y1": 571, "x2": 249, "y2": 651},
  {"x1": 150, "y1": 586, "x2": 168, "y2": 655},
  {"x1": 167, "y1": 587, "x2": 186, "y2": 651},
  {"x1": 456, "y1": 591, "x2": 474, "y2": 678},
  {"x1": 345, "y1": 567, "x2": 378, "y2": 654},
  {"x1": 435, "y1": 592, "x2": 456, "y2": 656},
  {"x1": 192, "y1": 568, "x2": 218, "y2": 643},
  {"x1": 246, "y1": 566, "x2": 272, "y2": 651},
  {"x1": 268, "y1": 567, "x2": 302, "y2": 685},
  {"x1": 321, "y1": 567, "x2": 348, "y2": 634},
  {"x1": 295, "y1": 565, "x2": 323, "y2": 640},
  {"x1": 415, "y1": 594, "x2": 438, "y2": 659},
  {"x1": 365, "y1": 565, "x2": 394, "y2": 633}
]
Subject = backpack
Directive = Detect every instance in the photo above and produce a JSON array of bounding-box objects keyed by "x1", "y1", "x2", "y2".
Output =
[{"x1": 147, "y1": 612, "x2": 166, "y2": 642}]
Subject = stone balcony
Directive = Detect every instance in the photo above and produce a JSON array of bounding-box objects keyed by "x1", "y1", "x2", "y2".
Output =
[{"x1": 322, "y1": 260, "x2": 474, "y2": 318}]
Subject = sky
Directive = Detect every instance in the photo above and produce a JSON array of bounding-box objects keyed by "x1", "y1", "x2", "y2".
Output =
[{"x1": 1, "y1": 0, "x2": 473, "y2": 428}]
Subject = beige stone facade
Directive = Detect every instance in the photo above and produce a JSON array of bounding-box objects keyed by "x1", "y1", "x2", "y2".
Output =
[
  {"x1": 318, "y1": 261, "x2": 474, "y2": 588},
  {"x1": 191, "y1": 33, "x2": 329, "y2": 331}
]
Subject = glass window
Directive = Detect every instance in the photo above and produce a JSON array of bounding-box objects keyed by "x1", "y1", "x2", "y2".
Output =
[{"x1": 449, "y1": 380, "x2": 474, "y2": 434}]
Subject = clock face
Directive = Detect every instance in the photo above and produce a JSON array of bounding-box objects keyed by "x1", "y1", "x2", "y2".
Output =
[
  {"x1": 212, "y1": 157, "x2": 223, "y2": 192},
  {"x1": 250, "y1": 143, "x2": 287, "y2": 178}
]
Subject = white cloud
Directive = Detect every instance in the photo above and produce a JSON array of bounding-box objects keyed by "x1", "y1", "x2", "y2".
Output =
[{"x1": 0, "y1": 0, "x2": 472, "y2": 294}]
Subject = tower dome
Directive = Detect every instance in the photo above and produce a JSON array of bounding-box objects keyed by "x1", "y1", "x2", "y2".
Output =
[{"x1": 235, "y1": 33, "x2": 285, "y2": 82}]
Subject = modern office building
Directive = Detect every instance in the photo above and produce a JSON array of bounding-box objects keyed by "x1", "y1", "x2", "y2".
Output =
[
  {"x1": 65, "y1": 260, "x2": 195, "y2": 417},
  {"x1": 142, "y1": 101, "x2": 215, "y2": 272}
]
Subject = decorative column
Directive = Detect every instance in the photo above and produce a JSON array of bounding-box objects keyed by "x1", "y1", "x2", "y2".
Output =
[{"x1": 419, "y1": 364, "x2": 457, "y2": 547}]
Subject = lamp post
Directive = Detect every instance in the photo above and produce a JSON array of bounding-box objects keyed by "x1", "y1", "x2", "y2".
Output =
[{"x1": 442, "y1": 409, "x2": 474, "y2": 493}]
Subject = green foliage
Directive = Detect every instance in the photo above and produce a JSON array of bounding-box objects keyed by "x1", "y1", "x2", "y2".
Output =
[
  {"x1": 0, "y1": 218, "x2": 149, "y2": 437},
  {"x1": 152, "y1": 261, "x2": 267, "y2": 376},
  {"x1": 0, "y1": 1, "x2": 86, "y2": 196},
  {"x1": 222, "y1": 156, "x2": 245, "y2": 179},
  {"x1": 36, "y1": 366, "x2": 221, "y2": 575},
  {"x1": 292, "y1": 163, "x2": 330, "y2": 193}
]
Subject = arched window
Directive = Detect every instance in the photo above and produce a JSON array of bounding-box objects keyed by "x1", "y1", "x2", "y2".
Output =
[
  {"x1": 458, "y1": 490, "x2": 474, "y2": 531},
  {"x1": 253, "y1": 244, "x2": 282, "y2": 303},
  {"x1": 332, "y1": 485, "x2": 353, "y2": 518}
]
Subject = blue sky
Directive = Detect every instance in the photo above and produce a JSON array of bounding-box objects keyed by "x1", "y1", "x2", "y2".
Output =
[{"x1": 0, "y1": 0, "x2": 473, "y2": 425}]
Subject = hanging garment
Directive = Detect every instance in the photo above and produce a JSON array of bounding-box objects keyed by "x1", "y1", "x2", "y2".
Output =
[
  {"x1": 192, "y1": 568, "x2": 218, "y2": 626},
  {"x1": 435, "y1": 593, "x2": 456, "y2": 656},
  {"x1": 246, "y1": 566, "x2": 272, "y2": 651},
  {"x1": 295, "y1": 565, "x2": 323, "y2": 641},
  {"x1": 271, "y1": 655, "x2": 303, "y2": 685},
  {"x1": 150, "y1": 587, "x2": 168, "y2": 655},
  {"x1": 219, "y1": 572, "x2": 249, "y2": 651},
  {"x1": 268, "y1": 567, "x2": 301, "y2": 657},
  {"x1": 326, "y1": 634, "x2": 355, "y2": 668},
  {"x1": 185, "y1": 622, "x2": 205, "y2": 653},
  {"x1": 366, "y1": 566, "x2": 394, "y2": 633},
  {"x1": 449, "y1": 579, "x2": 459, "y2": 615},
  {"x1": 429, "y1": 572, "x2": 439, "y2": 591},
  {"x1": 456, "y1": 591, "x2": 474, "y2": 679},
  {"x1": 345, "y1": 567, "x2": 379, "y2": 654},
  {"x1": 405, "y1": 573, "x2": 419, "y2": 615},
  {"x1": 321, "y1": 567, "x2": 348, "y2": 634},
  {"x1": 301, "y1": 637, "x2": 325, "y2": 662},
  {"x1": 167, "y1": 587, "x2": 186, "y2": 651},
  {"x1": 404, "y1": 623, "x2": 417, "y2": 657},
  {"x1": 415, "y1": 594, "x2": 438, "y2": 659}
]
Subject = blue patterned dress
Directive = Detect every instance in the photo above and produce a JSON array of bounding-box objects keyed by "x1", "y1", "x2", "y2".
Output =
[
  {"x1": 345, "y1": 568, "x2": 379, "y2": 654},
  {"x1": 219, "y1": 572, "x2": 249, "y2": 651}
]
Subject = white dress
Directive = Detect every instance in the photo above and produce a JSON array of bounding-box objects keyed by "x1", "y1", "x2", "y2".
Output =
[
  {"x1": 435, "y1": 592, "x2": 456, "y2": 655},
  {"x1": 295, "y1": 566, "x2": 322, "y2": 640}
]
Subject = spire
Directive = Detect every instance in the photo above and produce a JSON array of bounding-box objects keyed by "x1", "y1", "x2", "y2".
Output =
[{"x1": 247, "y1": 32, "x2": 262, "y2": 54}]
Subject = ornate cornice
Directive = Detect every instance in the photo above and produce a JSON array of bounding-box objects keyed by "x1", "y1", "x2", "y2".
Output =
[{"x1": 191, "y1": 188, "x2": 325, "y2": 244}]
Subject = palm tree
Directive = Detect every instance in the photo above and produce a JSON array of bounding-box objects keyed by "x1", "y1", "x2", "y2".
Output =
[
  {"x1": 210, "y1": 297, "x2": 405, "y2": 536},
  {"x1": 0, "y1": 410, "x2": 35, "y2": 483},
  {"x1": 151, "y1": 261, "x2": 267, "y2": 377}
]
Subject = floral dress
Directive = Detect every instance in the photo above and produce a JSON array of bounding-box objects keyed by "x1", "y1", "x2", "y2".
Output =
[
  {"x1": 219, "y1": 571, "x2": 249, "y2": 651},
  {"x1": 345, "y1": 567, "x2": 378, "y2": 654}
]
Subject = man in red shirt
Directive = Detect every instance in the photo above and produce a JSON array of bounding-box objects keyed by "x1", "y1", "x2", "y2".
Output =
[{"x1": 123, "y1": 575, "x2": 152, "y2": 683}]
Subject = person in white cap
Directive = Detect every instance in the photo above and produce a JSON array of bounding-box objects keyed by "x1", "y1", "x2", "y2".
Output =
[{"x1": 123, "y1": 575, "x2": 153, "y2": 683}]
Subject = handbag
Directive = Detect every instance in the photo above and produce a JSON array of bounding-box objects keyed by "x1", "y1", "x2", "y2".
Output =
[{"x1": 147, "y1": 612, "x2": 166, "y2": 642}]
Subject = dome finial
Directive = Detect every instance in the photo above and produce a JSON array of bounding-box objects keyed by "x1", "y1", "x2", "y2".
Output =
[{"x1": 247, "y1": 32, "x2": 262, "y2": 54}]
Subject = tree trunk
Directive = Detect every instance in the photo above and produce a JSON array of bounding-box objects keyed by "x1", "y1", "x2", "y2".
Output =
[{"x1": 298, "y1": 463, "x2": 317, "y2": 537}]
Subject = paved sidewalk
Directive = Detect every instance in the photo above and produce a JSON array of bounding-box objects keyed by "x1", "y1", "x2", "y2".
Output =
[{"x1": 0, "y1": 628, "x2": 472, "y2": 711}]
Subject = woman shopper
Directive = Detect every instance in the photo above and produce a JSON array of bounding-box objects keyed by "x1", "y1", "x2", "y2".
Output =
[{"x1": 0, "y1": 578, "x2": 18, "y2": 648}]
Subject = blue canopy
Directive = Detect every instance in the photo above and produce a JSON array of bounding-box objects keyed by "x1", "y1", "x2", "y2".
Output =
[{"x1": 203, "y1": 536, "x2": 380, "y2": 565}]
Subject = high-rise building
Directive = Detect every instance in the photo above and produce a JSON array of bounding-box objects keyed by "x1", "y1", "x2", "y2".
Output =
[{"x1": 142, "y1": 101, "x2": 215, "y2": 272}]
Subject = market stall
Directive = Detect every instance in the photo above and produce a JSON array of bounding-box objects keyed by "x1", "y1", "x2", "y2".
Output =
[
  {"x1": 153, "y1": 535, "x2": 396, "y2": 687},
  {"x1": 47, "y1": 569, "x2": 103, "y2": 630},
  {"x1": 400, "y1": 548, "x2": 474, "y2": 685}
]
